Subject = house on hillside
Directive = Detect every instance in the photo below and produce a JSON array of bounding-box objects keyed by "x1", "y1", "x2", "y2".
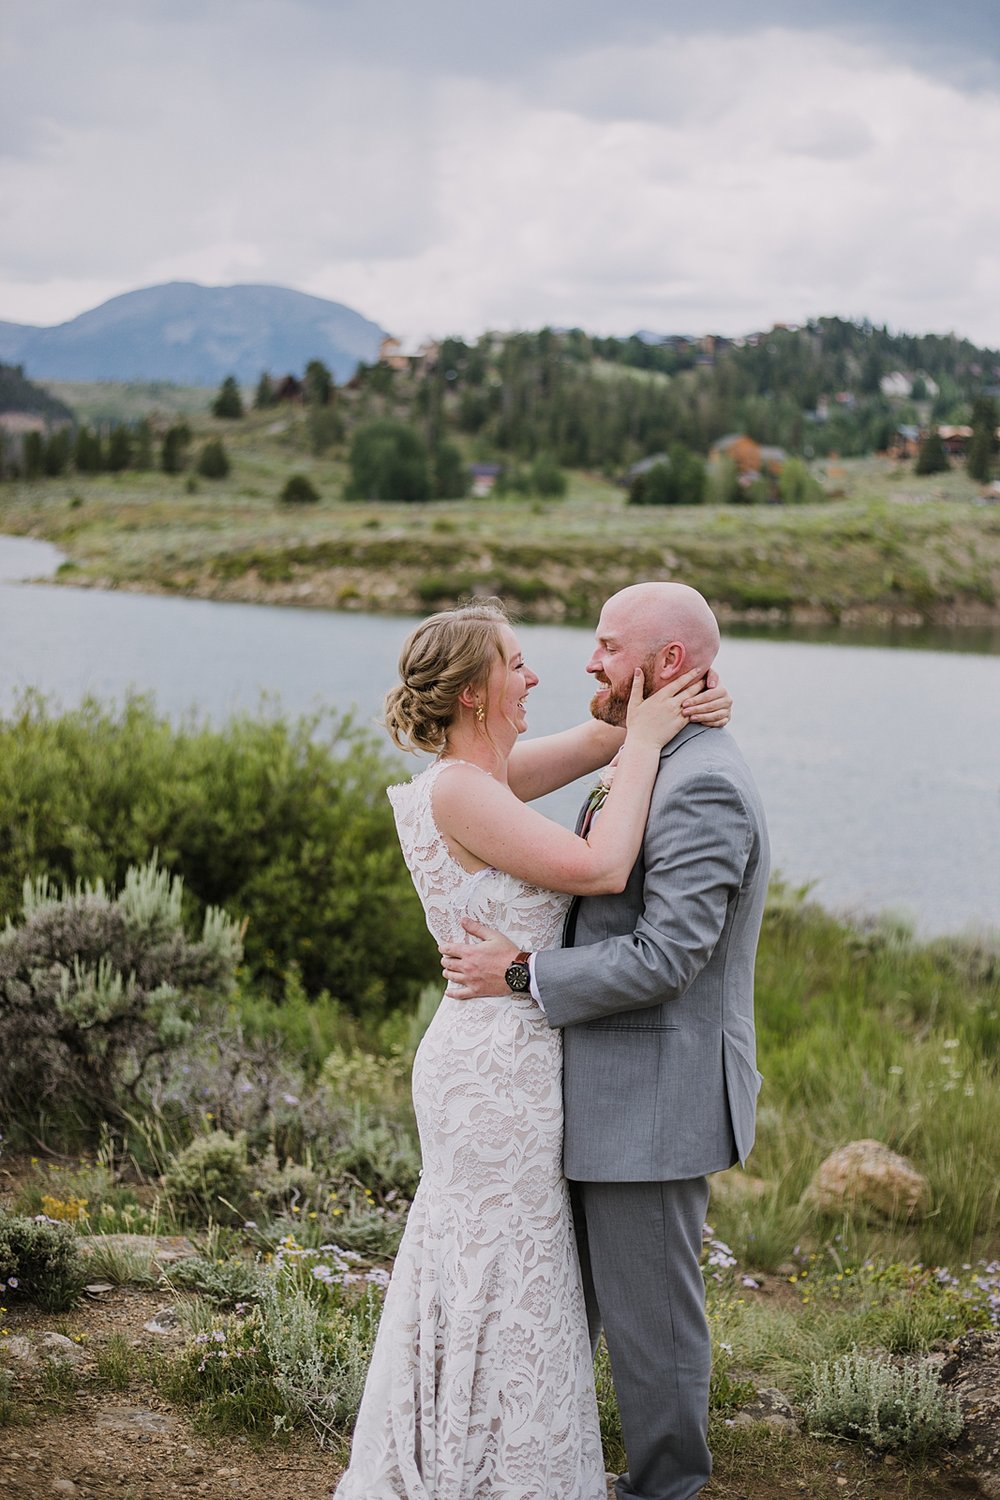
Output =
[
  {"x1": 709, "y1": 434, "x2": 787, "y2": 479},
  {"x1": 273, "y1": 374, "x2": 304, "y2": 403},
  {"x1": 889, "y1": 425, "x2": 921, "y2": 460},
  {"x1": 469, "y1": 462, "x2": 502, "y2": 497},
  {"x1": 880, "y1": 371, "x2": 913, "y2": 399},
  {"x1": 379, "y1": 336, "x2": 440, "y2": 375},
  {"x1": 619, "y1": 453, "x2": 670, "y2": 487},
  {"x1": 937, "y1": 425, "x2": 973, "y2": 459}
]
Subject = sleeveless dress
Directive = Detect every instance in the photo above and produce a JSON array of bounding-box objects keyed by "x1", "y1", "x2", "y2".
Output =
[{"x1": 334, "y1": 758, "x2": 606, "y2": 1500}]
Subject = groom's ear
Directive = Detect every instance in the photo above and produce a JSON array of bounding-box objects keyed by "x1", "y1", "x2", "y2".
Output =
[{"x1": 656, "y1": 641, "x2": 686, "y2": 683}]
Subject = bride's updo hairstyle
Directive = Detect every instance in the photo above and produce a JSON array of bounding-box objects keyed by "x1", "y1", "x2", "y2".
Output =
[{"x1": 385, "y1": 597, "x2": 510, "y2": 755}]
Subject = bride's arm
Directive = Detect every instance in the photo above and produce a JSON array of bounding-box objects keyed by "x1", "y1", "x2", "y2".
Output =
[
  {"x1": 433, "y1": 669, "x2": 701, "y2": 897},
  {"x1": 506, "y1": 672, "x2": 734, "y2": 801},
  {"x1": 507, "y1": 720, "x2": 626, "y2": 802}
]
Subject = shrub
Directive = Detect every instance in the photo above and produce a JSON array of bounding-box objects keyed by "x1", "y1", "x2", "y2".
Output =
[
  {"x1": 166, "y1": 1254, "x2": 270, "y2": 1307},
  {"x1": 0, "y1": 857, "x2": 242, "y2": 1131},
  {"x1": 346, "y1": 420, "x2": 431, "y2": 502},
  {"x1": 280, "y1": 473, "x2": 320, "y2": 505},
  {"x1": 163, "y1": 1131, "x2": 252, "y2": 1223},
  {"x1": 528, "y1": 452, "x2": 567, "y2": 498},
  {"x1": 628, "y1": 445, "x2": 706, "y2": 505},
  {"x1": 196, "y1": 438, "x2": 231, "y2": 479},
  {"x1": 778, "y1": 456, "x2": 825, "y2": 505},
  {"x1": 805, "y1": 1352, "x2": 962, "y2": 1453},
  {"x1": 169, "y1": 1261, "x2": 382, "y2": 1443},
  {"x1": 0, "y1": 695, "x2": 437, "y2": 1013},
  {"x1": 0, "y1": 1211, "x2": 87, "y2": 1312}
]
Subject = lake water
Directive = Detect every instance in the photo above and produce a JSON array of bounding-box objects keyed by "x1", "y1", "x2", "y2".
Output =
[{"x1": 1, "y1": 536, "x2": 998, "y2": 938}]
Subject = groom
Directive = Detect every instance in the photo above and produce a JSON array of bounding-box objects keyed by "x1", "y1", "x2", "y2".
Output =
[{"x1": 440, "y1": 582, "x2": 770, "y2": 1500}]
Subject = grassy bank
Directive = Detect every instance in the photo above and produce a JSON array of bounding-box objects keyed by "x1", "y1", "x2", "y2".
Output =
[
  {"x1": 1, "y1": 692, "x2": 998, "y2": 1491},
  {"x1": 1, "y1": 400, "x2": 998, "y2": 629},
  {"x1": 2, "y1": 875, "x2": 998, "y2": 1496}
]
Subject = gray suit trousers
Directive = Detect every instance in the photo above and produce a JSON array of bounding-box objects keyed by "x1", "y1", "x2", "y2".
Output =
[{"x1": 571, "y1": 1177, "x2": 712, "y2": 1500}]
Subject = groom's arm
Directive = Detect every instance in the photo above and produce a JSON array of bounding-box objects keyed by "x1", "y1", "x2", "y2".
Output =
[
  {"x1": 443, "y1": 768, "x2": 754, "y2": 1017},
  {"x1": 536, "y1": 769, "x2": 754, "y2": 1026}
]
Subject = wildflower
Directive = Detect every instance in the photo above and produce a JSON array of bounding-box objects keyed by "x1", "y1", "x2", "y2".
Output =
[
  {"x1": 281, "y1": 1093, "x2": 300, "y2": 1107},
  {"x1": 6, "y1": 1277, "x2": 18, "y2": 1289},
  {"x1": 243, "y1": 1220, "x2": 257, "y2": 1230},
  {"x1": 741, "y1": 1275, "x2": 761, "y2": 1289}
]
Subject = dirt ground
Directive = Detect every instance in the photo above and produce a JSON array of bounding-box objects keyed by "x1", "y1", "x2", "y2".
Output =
[
  {"x1": 0, "y1": 1287, "x2": 342, "y2": 1500},
  {"x1": 0, "y1": 1281, "x2": 978, "y2": 1500}
]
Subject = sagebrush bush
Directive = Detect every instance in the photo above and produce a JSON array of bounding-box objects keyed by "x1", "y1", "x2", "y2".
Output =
[
  {"x1": 163, "y1": 1130, "x2": 252, "y2": 1223},
  {"x1": 280, "y1": 473, "x2": 319, "y2": 504},
  {"x1": 0, "y1": 1210, "x2": 87, "y2": 1312},
  {"x1": 166, "y1": 1254, "x2": 270, "y2": 1306},
  {"x1": 805, "y1": 1351, "x2": 962, "y2": 1453},
  {"x1": 0, "y1": 693, "x2": 437, "y2": 1010},
  {"x1": 0, "y1": 858, "x2": 241, "y2": 1130}
]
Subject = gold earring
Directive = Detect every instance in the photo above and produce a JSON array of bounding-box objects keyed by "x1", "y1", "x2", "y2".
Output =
[{"x1": 475, "y1": 703, "x2": 486, "y2": 723}]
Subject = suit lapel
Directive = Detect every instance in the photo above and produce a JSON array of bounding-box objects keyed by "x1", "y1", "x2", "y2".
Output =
[
  {"x1": 563, "y1": 789, "x2": 593, "y2": 947},
  {"x1": 561, "y1": 724, "x2": 715, "y2": 949}
]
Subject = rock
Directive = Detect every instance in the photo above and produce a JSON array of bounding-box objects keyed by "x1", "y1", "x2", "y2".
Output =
[
  {"x1": 803, "y1": 1139, "x2": 930, "y2": 1221},
  {"x1": 143, "y1": 1305, "x2": 184, "y2": 1336},
  {"x1": 51, "y1": 1483, "x2": 79, "y2": 1497},
  {"x1": 731, "y1": 1387, "x2": 799, "y2": 1434},
  {"x1": 941, "y1": 1329, "x2": 1000, "y2": 1497},
  {"x1": 0, "y1": 1334, "x2": 36, "y2": 1368},
  {"x1": 77, "y1": 1233, "x2": 199, "y2": 1275},
  {"x1": 710, "y1": 1167, "x2": 773, "y2": 1206},
  {"x1": 39, "y1": 1332, "x2": 89, "y2": 1367},
  {"x1": 95, "y1": 1404, "x2": 178, "y2": 1435},
  {"x1": 84, "y1": 1282, "x2": 115, "y2": 1297}
]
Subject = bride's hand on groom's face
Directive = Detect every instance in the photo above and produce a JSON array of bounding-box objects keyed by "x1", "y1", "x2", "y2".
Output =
[
  {"x1": 681, "y1": 668, "x2": 732, "y2": 728},
  {"x1": 440, "y1": 920, "x2": 519, "y2": 999}
]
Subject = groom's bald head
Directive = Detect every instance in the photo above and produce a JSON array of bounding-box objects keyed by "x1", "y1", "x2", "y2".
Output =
[
  {"x1": 587, "y1": 582, "x2": 720, "y2": 725},
  {"x1": 602, "y1": 583, "x2": 720, "y2": 676}
]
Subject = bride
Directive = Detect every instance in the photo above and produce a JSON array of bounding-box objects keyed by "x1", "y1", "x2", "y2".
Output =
[{"x1": 334, "y1": 598, "x2": 730, "y2": 1500}]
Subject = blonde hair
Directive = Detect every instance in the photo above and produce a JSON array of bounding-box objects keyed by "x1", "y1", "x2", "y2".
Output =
[{"x1": 384, "y1": 597, "x2": 511, "y2": 755}]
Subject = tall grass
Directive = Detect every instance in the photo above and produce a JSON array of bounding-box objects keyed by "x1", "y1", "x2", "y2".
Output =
[{"x1": 722, "y1": 891, "x2": 1000, "y2": 1266}]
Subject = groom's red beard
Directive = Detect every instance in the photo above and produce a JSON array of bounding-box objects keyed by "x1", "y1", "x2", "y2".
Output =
[{"x1": 589, "y1": 655, "x2": 658, "y2": 726}]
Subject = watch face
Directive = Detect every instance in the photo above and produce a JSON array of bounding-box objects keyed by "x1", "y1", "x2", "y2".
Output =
[{"x1": 505, "y1": 961, "x2": 531, "y2": 993}]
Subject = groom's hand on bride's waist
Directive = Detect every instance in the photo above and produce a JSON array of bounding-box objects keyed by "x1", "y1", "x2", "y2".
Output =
[{"x1": 439, "y1": 919, "x2": 520, "y2": 999}]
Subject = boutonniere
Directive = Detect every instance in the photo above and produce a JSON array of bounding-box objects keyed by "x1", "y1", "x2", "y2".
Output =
[{"x1": 585, "y1": 763, "x2": 616, "y2": 820}]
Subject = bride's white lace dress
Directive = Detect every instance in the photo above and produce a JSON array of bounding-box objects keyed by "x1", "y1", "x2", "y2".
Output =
[{"x1": 334, "y1": 758, "x2": 606, "y2": 1500}]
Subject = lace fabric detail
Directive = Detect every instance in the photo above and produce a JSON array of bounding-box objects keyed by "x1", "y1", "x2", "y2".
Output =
[{"x1": 334, "y1": 759, "x2": 604, "y2": 1500}]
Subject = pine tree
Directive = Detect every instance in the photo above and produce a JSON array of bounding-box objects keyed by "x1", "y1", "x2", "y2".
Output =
[
  {"x1": 212, "y1": 375, "x2": 244, "y2": 420},
  {"x1": 161, "y1": 422, "x2": 192, "y2": 474},
  {"x1": 967, "y1": 395, "x2": 998, "y2": 484},
  {"x1": 106, "y1": 426, "x2": 133, "y2": 472},
  {"x1": 304, "y1": 359, "x2": 334, "y2": 408},
  {"x1": 254, "y1": 371, "x2": 276, "y2": 409},
  {"x1": 915, "y1": 430, "x2": 949, "y2": 475}
]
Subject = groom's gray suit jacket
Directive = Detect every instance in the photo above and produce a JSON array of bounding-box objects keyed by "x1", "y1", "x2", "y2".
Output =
[{"x1": 535, "y1": 722, "x2": 769, "y2": 1182}]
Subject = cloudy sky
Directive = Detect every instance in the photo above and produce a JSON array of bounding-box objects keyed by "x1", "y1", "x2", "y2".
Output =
[{"x1": 2, "y1": 1, "x2": 1000, "y2": 344}]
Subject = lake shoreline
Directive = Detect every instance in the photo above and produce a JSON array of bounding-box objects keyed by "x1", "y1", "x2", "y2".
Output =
[{"x1": 25, "y1": 558, "x2": 1000, "y2": 637}]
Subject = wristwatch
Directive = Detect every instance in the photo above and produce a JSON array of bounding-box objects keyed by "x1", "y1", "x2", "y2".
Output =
[{"x1": 504, "y1": 950, "x2": 533, "y2": 993}]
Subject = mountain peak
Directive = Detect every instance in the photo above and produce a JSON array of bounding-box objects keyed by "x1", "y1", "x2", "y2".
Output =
[{"x1": 0, "y1": 282, "x2": 388, "y2": 385}]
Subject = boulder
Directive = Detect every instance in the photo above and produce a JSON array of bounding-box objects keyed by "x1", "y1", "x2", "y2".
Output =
[
  {"x1": 803, "y1": 1140, "x2": 930, "y2": 1221},
  {"x1": 730, "y1": 1387, "x2": 799, "y2": 1434},
  {"x1": 38, "y1": 1331, "x2": 89, "y2": 1367}
]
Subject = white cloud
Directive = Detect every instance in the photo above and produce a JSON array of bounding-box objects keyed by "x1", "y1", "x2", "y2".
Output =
[{"x1": 1, "y1": 9, "x2": 999, "y2": 347}]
